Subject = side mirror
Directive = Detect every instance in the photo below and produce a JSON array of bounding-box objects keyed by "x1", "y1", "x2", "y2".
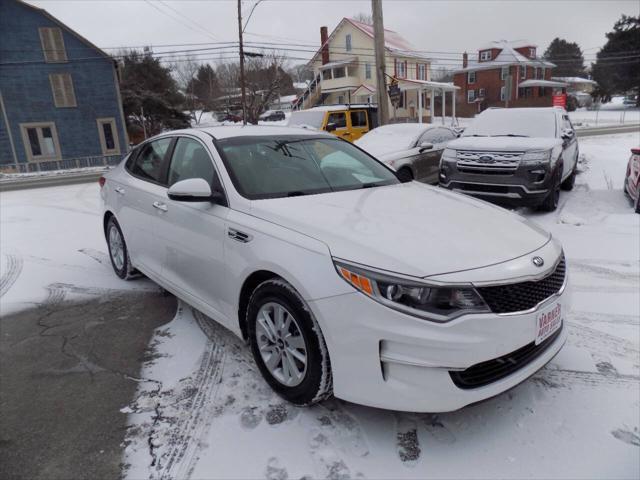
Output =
[
  {"x1": 419, "y1": 141, "x2": 434, "y2": 152},
  {"x1": 168, "y1": 178, "x2": 222, "y2": 203},
  {"x1": 325, "y1": 122, "x2": 337, "y2": 132},
  {"x1": 561, "y1": 129, "x2": 574, "y2": 140}
]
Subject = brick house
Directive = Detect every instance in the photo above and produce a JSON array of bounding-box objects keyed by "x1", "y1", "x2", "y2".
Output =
[
  {"x1": 453, "y1": 40, "x2": 567, "y2": 117},
  {"x1": 0, "y1": 0, "x2": 128, "y2": 167}
]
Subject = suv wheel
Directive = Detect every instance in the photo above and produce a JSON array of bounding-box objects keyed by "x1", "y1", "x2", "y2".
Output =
[
  {"x1": 106, "y1": 217, "x2": 135, "y2": 279},
  {"x1": 539, "y1": 170, "x2": 561, "y2": 212},
  {"x1": 561, "y1": 166, "x2": 577, "y2": 191},
  {"x1": 247, "y1": 279, "x2": 332, "y2": 406}
]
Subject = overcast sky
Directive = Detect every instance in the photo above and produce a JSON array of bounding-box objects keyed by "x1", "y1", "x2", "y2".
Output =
[{"x1": 28, "y1": 0, "x2": 638, "y2": 69}]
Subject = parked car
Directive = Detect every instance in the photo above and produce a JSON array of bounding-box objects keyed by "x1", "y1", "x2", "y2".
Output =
[
  {"x1": 218, "y1": 112, "x2": 242, "y2": 123},
  {"x1": 101, "y1": 125, "x2": 568, "y2": 412},
  {"x1": 439, "y1": 107, "x2": 579, "y2": 211},
  {"x1": 288, "y1": 104, "x2": 378, "y2": 142},
  {"x1": 624, "y1": 147, "x2": 640, "y2": 213},
  {"x1": 260, "y1": 110, "x2": 286, "y2": 122},
  {"x1": 355, "y1": 124, "x2": 459, "y2": 183}
]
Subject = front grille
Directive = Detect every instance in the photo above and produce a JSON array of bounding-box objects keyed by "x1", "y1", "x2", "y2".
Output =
[
  {"x1": 456, "y1": 150, "x2": 523, "y2": 175},
  {"x1": 453, "y1": 183, "x2": 511, "y2": 194},
  {"x1": 449, "y1": 327, "x2": 562, "y2": 389},
  {"x1": 477, "y1": 256, "x2": 566, "y2": 314}
]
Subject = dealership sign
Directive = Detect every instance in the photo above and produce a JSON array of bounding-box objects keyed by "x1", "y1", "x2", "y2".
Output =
[{"x1": 553, "y1": 93, "x2": 567, "y2": 108}]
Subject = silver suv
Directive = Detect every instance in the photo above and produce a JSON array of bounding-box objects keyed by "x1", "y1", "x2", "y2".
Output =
[{"x1": 439, "y1": 107, "x2": 579, "y2": 211}]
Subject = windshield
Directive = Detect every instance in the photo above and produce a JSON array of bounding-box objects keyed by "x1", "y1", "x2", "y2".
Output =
[
  {"x1": 463, "y1": 109, "x2": 557, "y2": 138},
  {"x1": 216, "y1": 135, "x2": 399, "y2": 199},
  {"x1": 288, "y1": 111, "x2": 325, "y2": 129}
]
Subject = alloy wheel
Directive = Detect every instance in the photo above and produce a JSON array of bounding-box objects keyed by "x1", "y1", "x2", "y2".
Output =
[
  {"x1": 255, "y1": 302, "x2": 308, "y2": 387},
  {"x1": 108, "y1": 225, "x2": 125, "y2": 271}
]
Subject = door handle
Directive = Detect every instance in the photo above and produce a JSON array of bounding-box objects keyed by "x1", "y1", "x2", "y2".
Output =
[
  {"x1": 152, "y1": 201, "x2": 168, "y2": 212},
  {"x1": 114, "y1": 186, "x2": 125, "y2": 195}
]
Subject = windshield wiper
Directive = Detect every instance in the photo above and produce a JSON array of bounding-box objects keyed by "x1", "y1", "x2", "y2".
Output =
[
  {"x1": 492, "y1": 134, "x2": 529, "y2": 137},
  {"x1": 466, "y1": 134, "x2": 487, "y2": 137},
  {"x1": 286, "y1": 191, "x2": 307, "y2": 197}
]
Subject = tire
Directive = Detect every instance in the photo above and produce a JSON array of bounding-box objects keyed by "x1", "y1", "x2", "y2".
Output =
[
  {"x1": 561, "y1": 166, "x2": 576, "y2": 191},
  {"x1": 635, "y1": 194, "x2": 640, "y2": 214},
  {"x1": 539, "y1": 169, "x2": 561, "y2": 212},
  {"x1": 105, "y1": 217, "x2": 135, "y2": 280},
  {"x1": 247, "y1": 278, "x2": 332, "y2": 406},
  {"x1": 396, "y1": 167, "x2": 414, "y2": 183}
]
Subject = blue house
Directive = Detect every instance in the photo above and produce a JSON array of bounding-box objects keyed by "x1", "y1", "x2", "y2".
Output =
[{"x1": 0, "y1": 0, "x2": 128, "y2": 169}]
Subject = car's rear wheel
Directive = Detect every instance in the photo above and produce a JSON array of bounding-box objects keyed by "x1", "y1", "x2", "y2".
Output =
[
  {"x1": 539, "y1": 169, "x2": 561, "y2": 212},
  {"x1": 106, "y1": 217, "x2": 134, "y2": 280},
  {"x1": 247, "y1": 278, "x2": 332, "y2": 406},
  {"x1": 396, "y1": 167, "x2": 414, "y2": 183}
]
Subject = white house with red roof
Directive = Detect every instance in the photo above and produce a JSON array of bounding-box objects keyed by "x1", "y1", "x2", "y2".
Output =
[{"x1": 297, "y1": 18, "x2": 445, "y2": 122}]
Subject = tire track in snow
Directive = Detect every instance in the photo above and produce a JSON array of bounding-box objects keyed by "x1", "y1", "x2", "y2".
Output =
[
  {"x1": 570, "y1": 310, "x2": 639, "y2": 326},
  {"x1": 78, "y1": 248, "x2": 111, "y2": 266},
  {"x1": 154, "y1": 308, "x2": 226, "y2": 480},
  {"x1": 567, "y1": 322, "x2": 639, "y2": 359},
  {"x1": 0, "y1": 253, "x2": 24, "y2": 298}
]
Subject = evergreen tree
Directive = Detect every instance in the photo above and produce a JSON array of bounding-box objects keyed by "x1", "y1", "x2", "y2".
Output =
[{"x1": 543, "y1": 38, "x2": 586, "y2": 77}]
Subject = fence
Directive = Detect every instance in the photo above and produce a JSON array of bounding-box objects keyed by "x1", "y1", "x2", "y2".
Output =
[{"x1": 0, "y1": 154, "x2": 123, "y2": 174}]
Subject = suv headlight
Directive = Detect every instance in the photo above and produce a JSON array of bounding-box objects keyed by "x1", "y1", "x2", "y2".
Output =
[
  {"x1": 442, "y1": 148, "x2": 457, "y2": 161},
  {"x1": 521, "y1": 150, "x2": 552, "y2": 165},
  {"x1": 334, "y1": 260, "x2": 489, "y2": 322}
]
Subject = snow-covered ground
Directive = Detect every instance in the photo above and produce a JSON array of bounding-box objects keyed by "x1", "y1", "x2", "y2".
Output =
[
  {"x1": 1, "y1": 134, "x2": 638, "y2": 479},
  {"x1": 569, "y1": 96, "x2": 639, "y2": 128}
]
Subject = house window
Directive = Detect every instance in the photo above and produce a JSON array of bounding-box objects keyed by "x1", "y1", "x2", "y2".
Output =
[
  {"x1": 396, "y1": 61, "x2": 406, "y2": 78},
  {"x1": 529, "y1": 47, "x2": 536, "y2": 58},
  {"x1": 501, "y1": 66, "x2": 509, "y2": 81},
  {"x1": 534, "y1": 67, "x2": 540, "y2": 79},
  {"x1": 520, "y1": 65, "x2": 526, "y2": 78},
  {"x1": 467, "y1": 71, "x2": 476, "y2": 83},
  {"x1": 337, "y1": 95, "x2": 345, "y2": 105},
  {"x1": 39, "y1": 27, "x2": 67, "y2": 63},
  {"x1": 467, "y1": 89, "x2": 476, "y2": 103},
  {"x1": 322, "y1": 69, "x2": 331, "y2": 81},
  {"x1": 417, "y1": 64, "x2": 426, "y2": 80},
  {"x1": 480, "y1": 50, "x2": 491, "y2": 61},
  {"x1": 345, "y1": 34, "x2": 352, "y2": 52},
  {"x1": 500, "y1": 86, "x2": 506, "y2": 101},
  {"x1": 365, "y1": 63, "x2": 371, "y2": 80},
  {"x1": 49, "y1": 73, "x2": 77, "y2": 108},
  {"x1": 97, "y1": 118, "x2": 120, "y2": 155},
  {"x1": 333, "y1": 67, "x2": 345, "y2": 79},
  {"x1": 479, "y1": 88, "x2": 486, "y2": 98},
  {"x1": 19, "y1": 122, "x2": 61, "y2": 161}
]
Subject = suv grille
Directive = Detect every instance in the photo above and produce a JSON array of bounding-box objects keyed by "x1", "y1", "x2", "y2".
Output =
[
  {"x1": 449, "y1": 327, "x2": 562, "y2": 389},
  {"x1": 477, "y1": 256, "x2": 566, "y2": 314},
  {"x1": 456, "y1": 151, "x2": 523, "y2": 175}
]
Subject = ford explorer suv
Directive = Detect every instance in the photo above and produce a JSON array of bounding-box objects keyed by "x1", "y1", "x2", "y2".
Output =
[{"x1": 439, "y1": 107, "x2": 579, "y2": 211}]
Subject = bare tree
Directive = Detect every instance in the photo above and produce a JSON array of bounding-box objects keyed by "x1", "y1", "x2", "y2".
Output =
[
  {"x1": 168, "y1": 55, "x2": 200, "y2": 123},
  {"x1": 352, "y1": 12, "x2": 373, "y2": 24},
  {"x1": 243, "y1": 52, "x2": 294, "y2": 123}
]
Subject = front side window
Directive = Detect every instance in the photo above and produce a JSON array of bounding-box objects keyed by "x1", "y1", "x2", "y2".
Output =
[
  {"x1": 20, "y1": 122, "x2": 60, "y2": 161},
  {"x1": 327, "y1": 112, "x2": 346, "y2": 129},
  {"x1": 167, "y1": 137, "x2": 216, "y2": 187},
  {"x1": 419, "y1": 128, "x2": 455, "y2": 146},
  {"x1": 131, "y1": 137, "x2": 172, "y2": 184},
  {"x1": 49, "y1": 73, "x2": 76, "y2": 107},
  {"x1": 350, "y1": 110, "x2": 367, "y2": 128},
  {"x1": 97, "y1": 118, "x2": 120, "y2": 155},
  {"x1": 345, "y1": 34, "x2": 352, "y2": 52},
  {"x1": 216, "y1": 135, "x2": 399, "y2": 200},
  {"x1": 39, "y1": 27, "x2": 67, "y2": 63}
]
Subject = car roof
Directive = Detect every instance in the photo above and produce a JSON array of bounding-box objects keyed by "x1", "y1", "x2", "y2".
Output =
[
  {"x1": 166, "y1": 125, "x2": 329, "y2": 140},
  {"x1": 304, "y1": 104, "x2": 375, "y2": 112}
]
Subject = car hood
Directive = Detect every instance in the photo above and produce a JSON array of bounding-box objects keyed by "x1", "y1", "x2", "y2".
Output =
[
  {"x1": 249, "y1": 183, "x2": 551, "y2": 278},
  {"x1": 448, "y1": 136, "x2": 562, "y2": 151}
]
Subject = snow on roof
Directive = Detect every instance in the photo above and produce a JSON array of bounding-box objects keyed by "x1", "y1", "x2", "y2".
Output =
[
  {"x1": 182, "y1": 125, "x2": 328, "y2": 140},
  {"x1": 456, "y1": 40, "x2": 554, "y2": 73},
  {"x1": 519, "y1": 79, "x2": 567, "y2": 88},
  {"x1": 552, "y1": 76, "x2": 598, "y2": 85}
]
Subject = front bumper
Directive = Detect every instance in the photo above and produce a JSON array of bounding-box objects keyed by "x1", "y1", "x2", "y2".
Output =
[
  {"x1": 439, "y1": 159, "x2": 555, "y2": 206},
  {"x1": 310, "y1": 262, "x2": 569, "y2": 413}
]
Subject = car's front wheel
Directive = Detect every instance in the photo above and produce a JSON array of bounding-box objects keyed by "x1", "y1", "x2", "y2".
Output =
[
  {"x1": 247, "y1": 279, "x2": 332, "y2": 406},
  {"x1": 539, "y1": 169, "x2": 561, "y2": 212},
  {"x1": 561, "y1": 165, "x2": 576, "y2": 191},
  {"x1": 106, "y1": 216, "x2": 134, "y2": 280}
]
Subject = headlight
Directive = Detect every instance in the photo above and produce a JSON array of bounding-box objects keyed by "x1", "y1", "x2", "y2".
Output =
[
  {"x1": 442, "y1": 148, "x2": 457, "y2": 160},
  {"x1": 521, "y1": 150, "x2": 552, "y2": 164},
  {"x1": 334, "y1": 260, "x2": 489, "y2": 322}
]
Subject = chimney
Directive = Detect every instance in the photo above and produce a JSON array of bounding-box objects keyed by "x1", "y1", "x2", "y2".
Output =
[
  {"x1": 463, "y1": 51, "x2": 468, "y2": 68},
  {"x1": 320, "y1": 26, "x2": 329, "y2": 65}
]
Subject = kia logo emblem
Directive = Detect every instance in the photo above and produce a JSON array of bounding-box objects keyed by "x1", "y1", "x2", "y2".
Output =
[{"x1": 532, "y1": 256, "x2": 544, "y2": 267}]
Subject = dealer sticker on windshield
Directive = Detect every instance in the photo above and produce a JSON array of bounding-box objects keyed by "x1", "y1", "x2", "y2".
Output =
[{"x1": 535, "y1": 303, "x2": 562, "y2": 345}]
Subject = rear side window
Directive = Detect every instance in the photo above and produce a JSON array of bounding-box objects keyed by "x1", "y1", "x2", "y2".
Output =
[
  {"x1": 167, "y1": 137, "x2": 216, "y2": 187},
  {"x1": 327, "y1": 112, "x2": 346, "y2": 129},
  {"x1": 350, "y1": 111, "x2": 368, "y2": 128},
  {"x1": 131, "y1": 137, "x2": 172, "y2": 184}
]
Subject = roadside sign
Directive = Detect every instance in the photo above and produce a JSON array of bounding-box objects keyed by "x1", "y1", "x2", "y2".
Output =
[
  {"x1": 387, "y1": 78, "x2": 401, "y2": 108},
  {"x1": 553, "y1": 94, "x2": 567, "y2": 108}
]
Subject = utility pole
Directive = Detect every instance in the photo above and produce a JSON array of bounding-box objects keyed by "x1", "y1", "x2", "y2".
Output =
[
  {"x1": 237, "y1": 0, "x2": 247, "y2": 125},
  {"x1": 371, "y1": 0, "x2": 389, "y2": 126}
]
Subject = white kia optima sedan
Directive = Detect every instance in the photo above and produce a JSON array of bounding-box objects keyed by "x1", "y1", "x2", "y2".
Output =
[{"x1": 100, "y1": 125, "x2": 568, "y2": 412}]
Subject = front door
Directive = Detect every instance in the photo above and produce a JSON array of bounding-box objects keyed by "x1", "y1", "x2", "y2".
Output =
[
  {"x1": 348, "y1": 110, "x2": 369, "y2": 141},
  {"x1": 154, "y1": 136, "x2": 230, "y2": 322},
  {"x1": 325, "y1": 111, "x2": 351, "y2": 141}
]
